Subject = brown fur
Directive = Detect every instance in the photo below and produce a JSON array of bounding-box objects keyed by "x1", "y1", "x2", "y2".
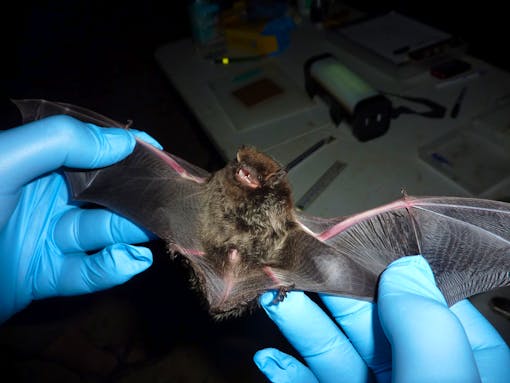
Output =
[
  {"x1": 194, "y1": 146, "x2": 297, "y2": 317},
  {"x1": 201, "y1": 146, "x2": 296, "y2": 266}
]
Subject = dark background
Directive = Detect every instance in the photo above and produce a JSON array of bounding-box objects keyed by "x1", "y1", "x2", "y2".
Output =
[{"x1": 1, "y1": 1, "x2": 509, "y2": 382}]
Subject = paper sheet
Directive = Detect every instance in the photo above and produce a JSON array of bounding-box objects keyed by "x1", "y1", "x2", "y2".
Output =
[{"x1": 338, "y1": 12, "x2": 451, "y2": 65}]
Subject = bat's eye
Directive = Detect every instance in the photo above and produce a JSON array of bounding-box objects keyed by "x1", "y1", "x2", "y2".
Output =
[{"x1": 235, "y1": 165, "x2": 261, "y2": 189}]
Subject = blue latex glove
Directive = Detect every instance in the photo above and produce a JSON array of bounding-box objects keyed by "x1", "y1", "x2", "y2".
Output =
[
  {"x1": 0, "y1": 115, "x2": 161, "y2": 323},
  {"x1": 255, "y1": 256, "x2": 510, "y2": 383}
]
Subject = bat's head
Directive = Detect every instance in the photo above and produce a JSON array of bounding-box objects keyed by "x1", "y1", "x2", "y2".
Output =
[{"x1": 233, "y1": 145, "x2": 287, "y2": 190}]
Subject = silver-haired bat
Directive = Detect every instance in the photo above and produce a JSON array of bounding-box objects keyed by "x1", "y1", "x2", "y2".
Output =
[{"x1": 13, "y1": 99, "x2": 510, "y2": 319}]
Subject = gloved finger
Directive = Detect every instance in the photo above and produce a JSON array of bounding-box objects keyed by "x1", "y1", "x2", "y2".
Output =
[
  {"x1": 378, "y1": 256, "x2": 480, "y2": 382},
  {"x1": 130, "y1": 129, "x2": 163, "y2": 150},
  {"x1": 37, "y1": 244, "x2": 153, "y2": 297},
  {"x1": 54, "y1": 208, "x2": 154, "y2": 253},
  {"x1": 260, "y1": 291, "x2": 371, "y2": 383},
  {"x1": 1, "y1": 115, "x2": 135, "y2": 192},
  {"x1": 254, "y1": 348, "x2": 318, "y2": 383},
  {"x1": 452, "y1": 299, "x2": 508, "y2": 349},
  {"x1": 451, "y1": 299, "x2": 510, "y2": 381},
  {"x1": 320, "y1": 295, "x2": 391, "y2": 380}
]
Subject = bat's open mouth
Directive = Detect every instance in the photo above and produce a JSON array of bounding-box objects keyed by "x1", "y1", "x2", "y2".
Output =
[{"x1": 236, "y1": 166, "x2": 260, "y2": 189}]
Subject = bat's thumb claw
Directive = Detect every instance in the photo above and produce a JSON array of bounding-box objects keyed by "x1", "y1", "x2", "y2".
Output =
[{"x1": 259, "y1": 291, "x2": 279, "y2": 307}]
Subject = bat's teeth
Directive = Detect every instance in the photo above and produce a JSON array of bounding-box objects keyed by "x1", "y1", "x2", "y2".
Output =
[{"x1": 236, "y1": 167, "x2": 260, "y2": 188}]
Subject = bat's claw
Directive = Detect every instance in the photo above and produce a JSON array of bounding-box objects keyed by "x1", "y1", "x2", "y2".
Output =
[{"x1": 271, "y1": 285, "x2": 295, "y2": 304}]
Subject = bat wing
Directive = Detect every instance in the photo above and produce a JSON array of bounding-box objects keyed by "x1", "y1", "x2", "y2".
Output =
[
  {"x1": 13, "y1": 99, "x2": 510, "y2": 314},
  {"x1": 275, "y1": 196, "x2": 510, "y2": 306},
  {"x1": 13, "y1": 99, "x2": 210, "y2": 253},
  {"x1": 13, "y1": 99, "x2": 130, "y2": 128}
]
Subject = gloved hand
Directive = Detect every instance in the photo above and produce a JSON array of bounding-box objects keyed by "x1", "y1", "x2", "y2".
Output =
[
  {"x1": 0, "y1": 115, "x2": 162, "y2": 323},
  {"x1": 255, "y1": 256, "x2": 510, "y2": 383}
]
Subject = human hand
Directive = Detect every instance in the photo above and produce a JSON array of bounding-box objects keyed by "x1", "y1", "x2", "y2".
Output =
[
  {"x1": 0, "y1": 115, "x2": 161, "y2": 323},
  {"x1": 254, "y1": 256, "x2": 510, "y2": 382}
]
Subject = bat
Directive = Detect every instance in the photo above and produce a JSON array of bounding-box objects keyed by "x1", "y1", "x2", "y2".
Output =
[{"x1": 13, "y1": 99, "x2": 510, "y2": 319}]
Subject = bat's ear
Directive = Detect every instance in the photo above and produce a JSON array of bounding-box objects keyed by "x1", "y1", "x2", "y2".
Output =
[
  {"x1": 236, "y1": 146, "x2": 247, "y2": 162},
  {"x1": 265, "y1": 168, "x2": 287, "y2": 186},
  {"x1": 235, "y1": 145, "x2": 256, "y2": 164}
]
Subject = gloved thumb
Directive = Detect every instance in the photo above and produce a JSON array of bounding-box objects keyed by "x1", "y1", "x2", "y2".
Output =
[
  {"x1": 377, "y1": 256, "x2": 479, "y2": 382},
  {"x1": 2, "y1": 115, "x2": 136, "y2": 193}
]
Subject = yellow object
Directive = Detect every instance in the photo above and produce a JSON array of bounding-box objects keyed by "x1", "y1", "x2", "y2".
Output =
[{"x1": 223, "y1": 22, "x2": 278, "y2": 56}]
